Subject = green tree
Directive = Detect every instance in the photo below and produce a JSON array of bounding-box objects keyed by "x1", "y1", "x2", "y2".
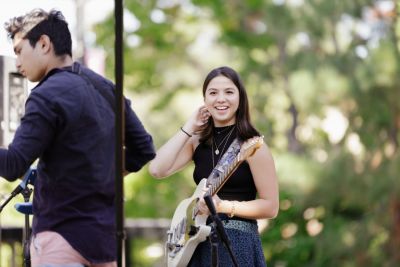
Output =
[{"x1": 93, "y1": 0, "x2": 400, "y2": 266}]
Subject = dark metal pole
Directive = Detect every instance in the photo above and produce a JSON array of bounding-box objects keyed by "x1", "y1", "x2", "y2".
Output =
[{"x1": 114, "y1": 0, "x2": 125, "y2": 266}]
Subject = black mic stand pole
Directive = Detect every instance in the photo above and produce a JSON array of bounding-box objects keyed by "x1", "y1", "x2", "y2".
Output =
[
  {"x1": 20, "y1": 186, "x2": 33, "y2": 267},
  {"x1": 203, "y1": 194, "x2": 239, "y2": 267},
  {"x1": 209, "y1": 221, "x2": 219, "y2": 267}
]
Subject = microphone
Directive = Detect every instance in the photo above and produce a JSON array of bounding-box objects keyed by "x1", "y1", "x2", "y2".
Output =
[{"x1": 10, "y1": 167, "x2": 37, "y2": 196}]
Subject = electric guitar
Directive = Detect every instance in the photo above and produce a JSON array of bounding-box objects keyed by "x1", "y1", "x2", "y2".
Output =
[{"x1": 165, "y1": 136, "x2": 264, "y2": 267}]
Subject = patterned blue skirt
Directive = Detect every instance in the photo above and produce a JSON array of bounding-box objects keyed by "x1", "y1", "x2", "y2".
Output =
[{"x1": 188, "y1": 216, "x2": 266, "y2": 267}]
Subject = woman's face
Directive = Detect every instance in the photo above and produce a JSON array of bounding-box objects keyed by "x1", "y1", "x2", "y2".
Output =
[{"x1": 204, "y1": 75, "x2": 240, "y2": 127}]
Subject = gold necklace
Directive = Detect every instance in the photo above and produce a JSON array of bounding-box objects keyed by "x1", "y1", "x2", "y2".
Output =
[{"x1": 212, "y1": 126, "x2": 235, "y2": 156}]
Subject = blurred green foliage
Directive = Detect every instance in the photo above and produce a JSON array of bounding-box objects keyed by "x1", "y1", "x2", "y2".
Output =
[
  {"x1": 93, "y1": 0, "x2": 400, "y2": 265},
  {"x1": 2, "y1": 0, "x2": 399, "y2": 266}
]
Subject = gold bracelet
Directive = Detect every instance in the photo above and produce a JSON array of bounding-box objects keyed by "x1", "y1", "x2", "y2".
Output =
[{"x1": 229, "y1": 201, "x2": 236, "y2": 218}]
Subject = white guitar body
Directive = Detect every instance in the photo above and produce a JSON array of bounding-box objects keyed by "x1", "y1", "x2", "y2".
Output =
[{"x1": 166, "y1": 178, "x2": 210, "y2": 267}]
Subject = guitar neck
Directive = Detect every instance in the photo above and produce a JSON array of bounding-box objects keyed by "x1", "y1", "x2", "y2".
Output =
[{"x1": 205, "y1": 154, "x2": 244, "y2": 197}]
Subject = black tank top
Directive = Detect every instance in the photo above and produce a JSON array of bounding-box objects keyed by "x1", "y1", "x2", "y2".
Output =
[{"x1": 192, "y1": 126, "x2": 257, "y2": 201}]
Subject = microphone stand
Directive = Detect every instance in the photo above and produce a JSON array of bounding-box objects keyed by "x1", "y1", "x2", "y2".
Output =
[
  {"x1": 20, "y1": 185, "x2": 33, "y2": 267},
  {"x1": 203, "y1": 194, "x2": 239, "y2": 267},
  {"x1": 0, "y1": 182, "x2": 26, "y2": 213},
  {"x1": 0, "y1": 168, "x2": 36, "y2": 267}
]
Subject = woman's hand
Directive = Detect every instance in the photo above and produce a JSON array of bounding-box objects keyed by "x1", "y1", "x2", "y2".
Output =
[
  {"x1": 198, "y1": 191, "x2": 222, "y2": 216},
  {"x1": 182, "y1": 106, "x2": 211, "y2": 135}
]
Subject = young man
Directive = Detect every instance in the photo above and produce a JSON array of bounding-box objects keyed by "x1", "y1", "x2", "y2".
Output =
[{"x1": 2, "y1": 8, "x2": 156, "y2": 267}]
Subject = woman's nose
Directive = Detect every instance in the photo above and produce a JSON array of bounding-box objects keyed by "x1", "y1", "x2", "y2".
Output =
[{"x1": 216, "y1": 92, "x2": 225, "y2": 102}]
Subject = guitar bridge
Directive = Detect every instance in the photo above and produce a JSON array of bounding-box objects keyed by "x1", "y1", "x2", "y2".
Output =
[
  {"x1": 166, "y1": 242, "x2": 182, "y2": 251},
  {"x1": 166, "y1": 230, "x2": 182, "y2": 253}
]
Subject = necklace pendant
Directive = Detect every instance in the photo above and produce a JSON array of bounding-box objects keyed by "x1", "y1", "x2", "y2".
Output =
[{"x1": 215, "y1": 149, "x2": 219, "y2": 155}]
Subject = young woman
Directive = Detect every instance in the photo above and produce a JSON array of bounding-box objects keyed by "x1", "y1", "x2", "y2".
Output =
[{"x1": 149, "y1": 66, "x2": 279, "y2": 266}]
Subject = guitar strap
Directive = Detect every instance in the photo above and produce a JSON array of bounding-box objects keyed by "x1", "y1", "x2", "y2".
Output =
[{"x1": 206, "y1": 138, "x2": 241, "y2": 186}]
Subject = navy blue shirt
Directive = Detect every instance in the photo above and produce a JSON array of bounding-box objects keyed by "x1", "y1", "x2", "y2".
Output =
[{"x1": 0, "y1": 63, "x2": 155, "y2": 262}]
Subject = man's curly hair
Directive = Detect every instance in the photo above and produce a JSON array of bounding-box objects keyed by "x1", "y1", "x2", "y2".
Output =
[{"x1": 4, "y1": 8, "x2": 72, "y2": 57}]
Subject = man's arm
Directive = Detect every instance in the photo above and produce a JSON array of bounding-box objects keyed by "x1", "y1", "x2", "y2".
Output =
[{"x1": 124, "y1": 99, "x2": 156, "y2": 173}]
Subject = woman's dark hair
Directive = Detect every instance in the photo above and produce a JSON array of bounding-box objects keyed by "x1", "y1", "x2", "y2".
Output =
[
  {"x1": 4, "y1": 9, "x2": 72, "y2": 57},
  {"x1": 199, "y1": 66, "x2": 260, "y2": 144}
]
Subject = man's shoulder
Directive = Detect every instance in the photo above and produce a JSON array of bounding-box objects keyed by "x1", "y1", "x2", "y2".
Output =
[
  {"x1": 34, "y1": 70, "x2": 78, "y2": 93},
  {"x1": 79, "y1": 64, "x2": 114, "y2": 88},
  {"x1": 29, "y1": 71, "x2": 86, "y2": 106}
]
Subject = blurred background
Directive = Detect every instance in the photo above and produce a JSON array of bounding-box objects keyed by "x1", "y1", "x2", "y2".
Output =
[{"x1": 0, "y1": 0, "x2": 399, "y2": 266}]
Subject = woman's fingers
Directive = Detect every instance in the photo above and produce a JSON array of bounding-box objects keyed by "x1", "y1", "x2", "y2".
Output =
[{"x1": 199, "y1": 107, "x2": 210, "y2": 124}]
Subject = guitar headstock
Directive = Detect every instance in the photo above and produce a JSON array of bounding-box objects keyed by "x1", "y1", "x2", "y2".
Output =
[{"x1": 238, "y1": 136, "x2": 264, "y2": 161}]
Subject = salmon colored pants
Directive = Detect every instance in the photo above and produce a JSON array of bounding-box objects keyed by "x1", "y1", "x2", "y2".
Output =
[{"x1": 30, "y1": 231, "x2": 117, "y2": 267}]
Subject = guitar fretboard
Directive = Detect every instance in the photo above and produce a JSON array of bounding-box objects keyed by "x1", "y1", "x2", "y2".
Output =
[
  {"x1": 206, "y1": 154, "x2": 243, "y2": 197},
  {"x1": 205, "y1": 138, "x2": 242, "y2": 197}
]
